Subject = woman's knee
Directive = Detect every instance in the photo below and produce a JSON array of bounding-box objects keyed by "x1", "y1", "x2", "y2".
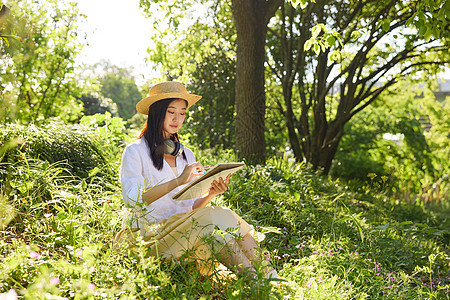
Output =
[
  {"x1": 197, "y1": 206, "x2": 233, "y2": 224},
  {"x1": 212, "y1": 206, "x2": 236, "y2": 218}
]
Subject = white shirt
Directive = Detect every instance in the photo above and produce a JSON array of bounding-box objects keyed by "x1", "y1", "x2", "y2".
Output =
[{"x1": 119, "y1": 138, "x2": 197, "y2": 229}]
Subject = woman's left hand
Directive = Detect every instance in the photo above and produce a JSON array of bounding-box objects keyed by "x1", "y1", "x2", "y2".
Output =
[{"x1": 207, "y1": 174, "x2": 231, "y2": 197}]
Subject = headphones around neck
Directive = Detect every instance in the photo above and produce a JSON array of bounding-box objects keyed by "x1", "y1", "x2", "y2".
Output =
[{"x1": 164, "y1": 139, "x2": 184, "y2": 156}]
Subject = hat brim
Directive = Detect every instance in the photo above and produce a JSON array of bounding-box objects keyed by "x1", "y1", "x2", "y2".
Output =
[{"x1": 136, "y1": 92, "x2": 202, "y2": 115}]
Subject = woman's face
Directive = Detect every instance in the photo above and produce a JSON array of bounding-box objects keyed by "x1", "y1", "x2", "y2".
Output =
[{"x1": 163, "y1": 99, "x2": 187, "y2": 138}]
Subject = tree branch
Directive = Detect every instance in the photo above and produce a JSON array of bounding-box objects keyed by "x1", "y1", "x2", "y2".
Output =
[
  {"x1": 266, "y1": 59, "x2": 283, "y2": 82},
  {"x1": 265, "y1": 0, "x2": 284, "y2": 25}
]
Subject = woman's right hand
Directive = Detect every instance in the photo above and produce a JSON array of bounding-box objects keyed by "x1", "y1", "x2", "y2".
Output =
[{"x1": 178, "y1": 162, "x2": 205, "y2": 185}]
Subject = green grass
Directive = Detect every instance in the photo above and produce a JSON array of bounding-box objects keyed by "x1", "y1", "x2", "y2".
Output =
[{"x1": 0, "y1": 123, "x2": 449, "y2": 299}]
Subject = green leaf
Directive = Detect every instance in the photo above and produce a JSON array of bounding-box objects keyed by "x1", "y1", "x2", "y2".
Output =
[
  {"x1": 336, "y1": 216, "x2": 351, "y2": 223},
  {"x1": 313, "y1": 43, "x2": 320, "y2": 55},
  {"x1": 351, "y1": 30, "x2": 362, "y2": 40},
  {"x1": 382, "y1": 20, "x2": 390, "y2": 32},
  {"x1": 424, "y1": 26, "x2": 432, "y2": 41},
  {"x1": 1, "y1": 36, "x2": 9, "y2": 48},
  {"x1": 290, "y1": 0, "x2": 300, "y2": 8},
  {"x1": 329, "y1": 50, "x2": 340, "y2": 61},
  {"x1": 326, "y1": 35, "x2": 336, "y2": 46},
  {"x1": 88, "y1": 167, "x2": 100, "y2": 178},
  {"x1": 372, "y1": 223, "x2": 391, "y2": 231},
  {"x1": 418, "y1": 21, "x2": 427, "y2": 35},
  {"x1": 57, "y1": 211, "x2": 67, "y2": 220},
  {"x1": 290, "y1": 0, "x2": 309, "y2": 9},
  {"x1": 304, "y1": 39, "x2": 313, "y2": 51},
  {"x1": 312, "y1": 24, "x2": 321, "y2": 37},
  {"x1": 259, "y1": 226, "x2": 282, "y2": 234},
  {"x1": 350, "y1": 214, "x2": 365, "y2": 242},
  {"x1": 399, "y1": 221, "x2": 413, "y2": 226}
]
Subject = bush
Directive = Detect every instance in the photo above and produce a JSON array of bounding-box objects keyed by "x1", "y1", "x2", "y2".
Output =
[{"x1": 1, "y1": 123, "x2": 106, "y2": 180}]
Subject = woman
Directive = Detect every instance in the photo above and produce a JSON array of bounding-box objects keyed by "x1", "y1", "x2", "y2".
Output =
[{"x1": 118, "y1": 81, "x2": 278, "y2": 278}]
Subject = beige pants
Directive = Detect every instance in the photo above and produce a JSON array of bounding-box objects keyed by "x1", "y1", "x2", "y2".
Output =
[{"x1": 114, "y1": 206, "x2": 254, "y2": 275}]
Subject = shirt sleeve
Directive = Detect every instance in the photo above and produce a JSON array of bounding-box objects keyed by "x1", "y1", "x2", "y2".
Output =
[{"x1": 119, "y1": 145, "x2": 145, "y2": 206}]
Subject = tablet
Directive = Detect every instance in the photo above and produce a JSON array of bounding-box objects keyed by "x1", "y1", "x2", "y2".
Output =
[{"x1": 173, "y1": 162, "x2": 245, "y2": 200}]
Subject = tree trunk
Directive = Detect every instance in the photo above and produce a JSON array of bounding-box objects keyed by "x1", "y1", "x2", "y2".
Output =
[
  {"x1": 311, "y1": 122, "x2": 345, "y2": 174},
  {"x1": 232, "y1": 0, "x2": 281, "y2": 164}
]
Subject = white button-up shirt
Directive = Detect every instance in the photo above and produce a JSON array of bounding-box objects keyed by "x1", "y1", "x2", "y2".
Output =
[{"x1": 119, "y1": 138, "x2": 197, "y2": 229}]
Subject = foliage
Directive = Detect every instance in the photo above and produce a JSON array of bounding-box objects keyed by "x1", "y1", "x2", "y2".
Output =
[
  {"x1": 0, "y1": 114, "x2": 126, "y2": 183},
  {"x1": 77, "y1": 112, "x2": 130, "y2": 161},
  {"x1": 139, "y1": 0, "x2": 236, "y2": 82},
  {"x1": 0, "y1": 4, "x2": 18, "y2": 50},
  {"x1": 96, "y1": 62, "x2": 142, "y2": 121},
  {"x1": 0, "y1": 0, "x2": 448, "y2": 296},
  {"x1": 0, "y1": 124, "x2": 104, "y2": 181},
  {"x1": 331, "y1": 81, "x2": 449, "y2": 203},
  {"x1": 183, "y1": 51, "x2": 236, "y2": 150},
  {"x1": 79, "y1": 93, "x2": 119, "y2": 117},
  {"x1": 139, "y1": 0, "x2": 283, "y2": 164},
  {"x1": 139, "y1": 0, "x2": 239, "y2": 151},
  {"x1": 265, "y1": 72, "x2": 292, "y2": 157},
  {"x1": 405, "y1": 0, "x2": 449, "y2": 41},
  {"x1": 266, "y1": 0, "x2": 450, "y2": 174},
  {"x1": 0, "y1": 126, "x2": 449, "y2": 298},
  {"x1": 139, "y1": 0, "x2": 449, "y2": 170},
  {"x1": 0, "y1": 0, "x2": 86, "y2": 124},
  {"x1": 218, "y1": 155, "x2": 449, "y2": 298}
]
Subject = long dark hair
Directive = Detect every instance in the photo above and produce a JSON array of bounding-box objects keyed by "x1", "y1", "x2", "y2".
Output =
[{"x1": 139, "y1": 98, "x2": 187, "y2": 170}]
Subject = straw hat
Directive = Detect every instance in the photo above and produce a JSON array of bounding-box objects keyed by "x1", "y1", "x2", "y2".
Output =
[{"x1": 136, "y1": 81, "x2": 202, "y2": 115}]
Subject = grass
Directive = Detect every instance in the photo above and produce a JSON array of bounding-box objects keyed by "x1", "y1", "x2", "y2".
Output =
[{"x1": 0, "y1": 122, "x2": 449, "y2": 299}]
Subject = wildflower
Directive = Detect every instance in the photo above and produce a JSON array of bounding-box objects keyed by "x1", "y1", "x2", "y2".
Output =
[
  {"x1": 89, "y1": 267, "x2": 95, "y2": 273},
  {"x1": 30, "y1": 251, "x2": 40, "y2": 259},
  {"x1": 282, "y1": 253, "x2": 290, "y2": 258},
  {"x1": 306, "y1": 277, "x2": 315, "y2": 287},
  {"x1": 76, "y1": 250, "x2": 83, "y2": 257},
  {"x1": 274, "y1": 255, "x2": 281, "y2": 260},
  {"x1": 49, "y1": 277, "x2": 60, "y2": 285},
  {"x1": 87, "y1": 283, "x2": 95, "y2": 290}
]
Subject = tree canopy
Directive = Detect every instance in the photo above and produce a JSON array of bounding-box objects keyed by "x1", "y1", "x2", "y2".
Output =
[
  {"x1": 139, "y1": 0, "x2": 449, "y2": 171},
  {"x1": 95, "y1": 62, "x2": 141, "y2": 121},
  {"x1": 267, "y1": 0, "x2": 449, "y2": 173},
  {"x1": 0, "y1": 0, "x2": 85, "y2": 124}
]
